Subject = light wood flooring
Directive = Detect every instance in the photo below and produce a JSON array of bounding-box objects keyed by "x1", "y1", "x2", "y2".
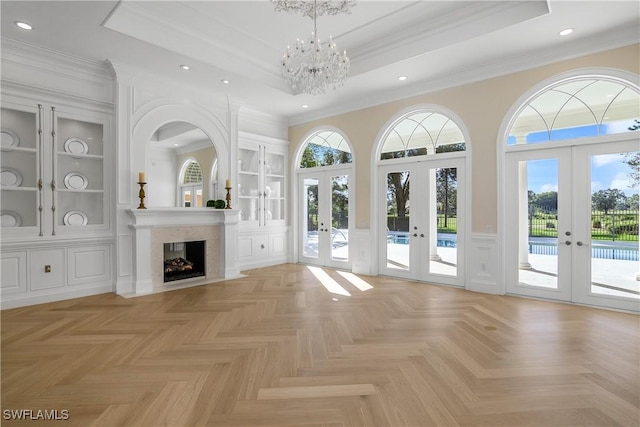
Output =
[{"x1": 2, "y1": 263, "x2": 639, "y2": 426}]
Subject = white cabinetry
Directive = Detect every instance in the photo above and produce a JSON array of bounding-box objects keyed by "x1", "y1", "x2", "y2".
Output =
[
  {"x1": 237, "y1": 132, "x2": 288, "y2": 269},
  {"x1": 0, "y1": 88, "x2": 113, "y2": 308}
]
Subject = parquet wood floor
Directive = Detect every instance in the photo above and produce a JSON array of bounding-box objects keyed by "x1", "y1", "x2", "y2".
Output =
[{"x1": 1, "y1": 263, "x2": 639, "y2": 426}]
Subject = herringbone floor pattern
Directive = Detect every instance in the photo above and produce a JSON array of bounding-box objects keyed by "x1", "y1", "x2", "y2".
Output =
[{"x1": 2, "y1": 263, "x2": 639, "y2": 426}]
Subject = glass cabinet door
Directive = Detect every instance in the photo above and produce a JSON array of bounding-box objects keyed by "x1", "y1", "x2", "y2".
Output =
[
  {"x1": 1, "y1": 106, "x2": 39, "y2": 230},
  {"x1": 54, "y1": 113, "x2": 105, "y2": 230},
  {"x1": 238, "y1": 146, "x2": 260, "y2": 223},
  {"x1": 238, "y1": 143, "x2": 286, "y2": 226},
  {"x1": 264, "y1": 150, "x2": 285, "y2": 223}
]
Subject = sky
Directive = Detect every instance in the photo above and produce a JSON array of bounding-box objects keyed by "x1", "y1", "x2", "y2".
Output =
[{"x1": 526, "y1": 152, "x2": 638, "y2": 197}]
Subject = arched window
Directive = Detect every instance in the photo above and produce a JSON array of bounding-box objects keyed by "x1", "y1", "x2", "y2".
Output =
[
  {"x1": 179, "y1": 160, "x2": 203, "y2": 207},
  {"x1": 299, "y1": 130, "x2": 352, "y2": 168},
  {"x1": 507, "y1": 78, "x2": 640, "y2": 145},
  {"x1": 380, "y1": 111, "x2": 466, "y2": 160}
]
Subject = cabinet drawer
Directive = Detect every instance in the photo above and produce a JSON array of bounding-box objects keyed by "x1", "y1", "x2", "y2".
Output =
[
  {"x1": 67, "y1": 245, "x2": 110, "y2": 285},
  {"x1": 30, "y1": 248, "x2": 65, "y2": 290},
  {"x1": 1, "y1": 251, "x2": 28, "y2": 295}
]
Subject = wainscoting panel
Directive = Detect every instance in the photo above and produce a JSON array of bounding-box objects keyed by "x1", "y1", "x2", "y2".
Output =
[
  {"x1": 467, "y1": 233, "x2": 502, "y2": 294},
  {"x1": 0, "y1": 251, "x2": 27, "y2": 295}
]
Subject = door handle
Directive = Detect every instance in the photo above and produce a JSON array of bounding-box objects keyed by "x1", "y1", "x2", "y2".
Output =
[
  {"x1": 565, "y1": 240, "x2": 571, "y2": 245},
  {"x1": 420, "y1": 234, "x2": 424, "y2": 237},
  {"x1": 413, "y1": 233, "x2": 418, "y2": 237},
  {"x1": 576, "y1": 241, "x2": 584, "y2": 246}
]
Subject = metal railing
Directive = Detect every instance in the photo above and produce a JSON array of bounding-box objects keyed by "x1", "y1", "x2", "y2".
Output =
[{"x1": 529, "y1": 207, "x2": 638, "y2": 242}]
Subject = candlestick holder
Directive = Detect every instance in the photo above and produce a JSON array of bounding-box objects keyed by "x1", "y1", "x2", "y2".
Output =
[
  {"x1": 137, "y1": 182, "x2": 147, "y2": 209},
  {"x1": 225, "y1": 186, "x2": 232, "y2": 209}
]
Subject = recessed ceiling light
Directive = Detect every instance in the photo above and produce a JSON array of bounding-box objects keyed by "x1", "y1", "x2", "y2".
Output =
[
  {"x1": 174, "y1": 143, "x2": 179, "y2": 147},
  {"x1": 221, "y1": 79, "x2": 230, "y2": 84},
  {"x1": 398, "y1": 76, "x2": 408, "y2": 81},
  {"x1": 15, "y1": 21, "x2": 33, "y2": 30},
  {"x1": 179, "y1": 64, "x2": 190, "y2": 70},
  {"x1": 559, "y1": 28, "x2": 573, "y2": 36},
  {"x1": 301, "y1": 104, "x2": 309, "y2": 108}
]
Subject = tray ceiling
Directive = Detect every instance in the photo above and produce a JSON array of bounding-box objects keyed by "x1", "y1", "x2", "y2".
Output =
[{"x1": 1, "y1": 1, "x2": 638, "y2": 124}]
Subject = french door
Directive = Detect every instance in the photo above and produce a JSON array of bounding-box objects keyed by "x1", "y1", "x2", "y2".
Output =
[
  {"x1": 299, "y1": 167, "x2": 352, "y2": 269},
  {"x1": 506, "y1": 137, "x2": 639, "y2": 312},
  {"x1": 378, "y1": 157, "x2": 465, "y2": 286}
]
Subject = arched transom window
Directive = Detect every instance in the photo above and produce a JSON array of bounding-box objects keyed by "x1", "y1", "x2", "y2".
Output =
[
  {"x1": 508, "y1": 78, "x2": 640, "y2": 145},
  {"x1": 380, "y1": 111, "x2": 466, "y2": 159},
  {"x1": 182, "y1": 160, "x2": 202, "y2": 184},
  {"x1": 299, "y1": 130, "x2": 352, "y2": 168}
]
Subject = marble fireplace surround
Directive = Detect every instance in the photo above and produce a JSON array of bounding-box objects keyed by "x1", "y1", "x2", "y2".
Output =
[{"x1": 126, "y1": 208, "x2": 240, "y2": 295}]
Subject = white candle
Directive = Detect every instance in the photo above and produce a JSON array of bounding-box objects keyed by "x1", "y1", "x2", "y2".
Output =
[
  {"x1": 225, "y1": 179, "x2": 231, "y2": 188},
  {"x1": 138, "y1": 171, "x2": 145, "y2": 182}
]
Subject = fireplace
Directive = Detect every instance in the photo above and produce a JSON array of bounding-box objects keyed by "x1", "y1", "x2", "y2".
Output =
[
  {"x1": 164, "y1": 241, "x2": 206, "y2": 283},
  {"x1": 125, "y1": 207, "x2": 240, "y2": 296}
]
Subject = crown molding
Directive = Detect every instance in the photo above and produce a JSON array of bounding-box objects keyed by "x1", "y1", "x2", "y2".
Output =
[
  {"x1": 1, "y1": 37, "x2": 113, "y2": 84},
  {"x1": 351, "y1": 1, "x2": 549, "y2": 73}
]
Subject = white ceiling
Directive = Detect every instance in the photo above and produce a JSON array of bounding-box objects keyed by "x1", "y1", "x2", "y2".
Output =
[{"x1": 1, "y1": 1, "x2": 638, "y2": 125}]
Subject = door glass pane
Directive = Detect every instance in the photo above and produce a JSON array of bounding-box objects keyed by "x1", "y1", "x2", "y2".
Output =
[
  {"x1": 386, "y1": 170, "x2": 410, "y2": 270},
  {"x1": 195, "y1": 188, "x2": 203, "y2": 207},
  {"x1": 518, "y1": 159, "x2": 559, "y2": 289},
  {"x1": 589, "y1": 152, "x2": 639, "y2": 299},
  {"x1": 182, "y1": 189, "x2": 191, "y2": 207},
  {"x1": 331, "y1": 175, "x2": 349, "y2": 262},
  {"x1": 430, "y1": 167, "x2": 457, "y2": 276},
  {"x1": 303, "y1": 177, "x2": 319, "y2": 258}
]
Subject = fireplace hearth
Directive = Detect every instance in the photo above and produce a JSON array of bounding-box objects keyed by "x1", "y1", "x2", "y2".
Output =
[{"x1": 164, "y1": 241, "x2": 205, "y2": 283}]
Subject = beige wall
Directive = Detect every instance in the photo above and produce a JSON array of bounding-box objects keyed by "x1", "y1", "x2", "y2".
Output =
[{"x1": 288, "y1": 44, "x2": 640, "y2": 232}]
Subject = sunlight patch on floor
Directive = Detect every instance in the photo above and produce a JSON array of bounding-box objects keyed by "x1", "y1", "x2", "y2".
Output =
[
  {"x1": 337, "y1": 271, "x2": 374, "y2": 291},
  {"x1": 307, "y1": 266, "x2": 351, "y2": 296}
]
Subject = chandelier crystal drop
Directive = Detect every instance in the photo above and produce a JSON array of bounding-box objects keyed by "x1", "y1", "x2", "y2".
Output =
[
  {"x1": 272, "y1": 0, "x2": 355, "y2": 18},
  {"x1": 276, "y1": 0, "x2": 353, "y2": 95}
]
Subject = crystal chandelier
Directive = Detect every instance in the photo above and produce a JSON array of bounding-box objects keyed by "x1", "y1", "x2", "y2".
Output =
[{"x1": 274, "y1": 0, "x2": 355, "y2": 95}]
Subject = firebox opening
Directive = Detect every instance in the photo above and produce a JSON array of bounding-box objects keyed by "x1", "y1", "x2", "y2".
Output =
[{"x1": 164, "y1": 240, "x2": 206, "y2": 283}]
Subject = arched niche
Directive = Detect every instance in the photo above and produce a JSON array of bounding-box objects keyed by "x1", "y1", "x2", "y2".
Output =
[{"x1": 131, "y1": 104, "x2": 229, "y2": 208}]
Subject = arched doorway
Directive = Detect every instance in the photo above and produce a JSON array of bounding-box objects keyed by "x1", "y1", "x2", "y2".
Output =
[
  {"x1": 376, "y1": 108, "x2": 468, "y2": 286},
  {"x1": 296, "y1": 129, "x2": 354, "y2": 269},
  {"x1": 502, "y1": 72, "x2": 639, "y2": 312}
]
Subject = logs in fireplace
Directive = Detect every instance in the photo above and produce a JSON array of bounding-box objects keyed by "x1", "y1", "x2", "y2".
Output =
[{"x1": 163, "y1": 241, "x2": 206, "y2": 282}]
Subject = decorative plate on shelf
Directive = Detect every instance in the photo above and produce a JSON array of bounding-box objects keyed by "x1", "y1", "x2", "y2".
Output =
[
  {"x1": 1, "y1": 167, "x2": 22, "y2": 187},
  {"x1": 64, "y1": 137, "x2": 89, "y2": 156},
  {"x1": 64, "y1": 172, "x2": 88, "y2": 190},
  {"x1": 1, "y1": 211, "x2": 22, "y2": 227},
  {"x1": 0, "y1": 128, "x2": 19, "y2": 150},
  {"x1": 63, "y1": 210, "x2": 88, "y2": 226},
  {"x1": 266, "y1": 210, "x2": 273, "y2": 220}
]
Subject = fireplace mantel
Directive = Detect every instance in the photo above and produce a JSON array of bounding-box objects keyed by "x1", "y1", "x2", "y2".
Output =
[{"x1": 126, "y1": 208, "x2": 240, "y2": 295}]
